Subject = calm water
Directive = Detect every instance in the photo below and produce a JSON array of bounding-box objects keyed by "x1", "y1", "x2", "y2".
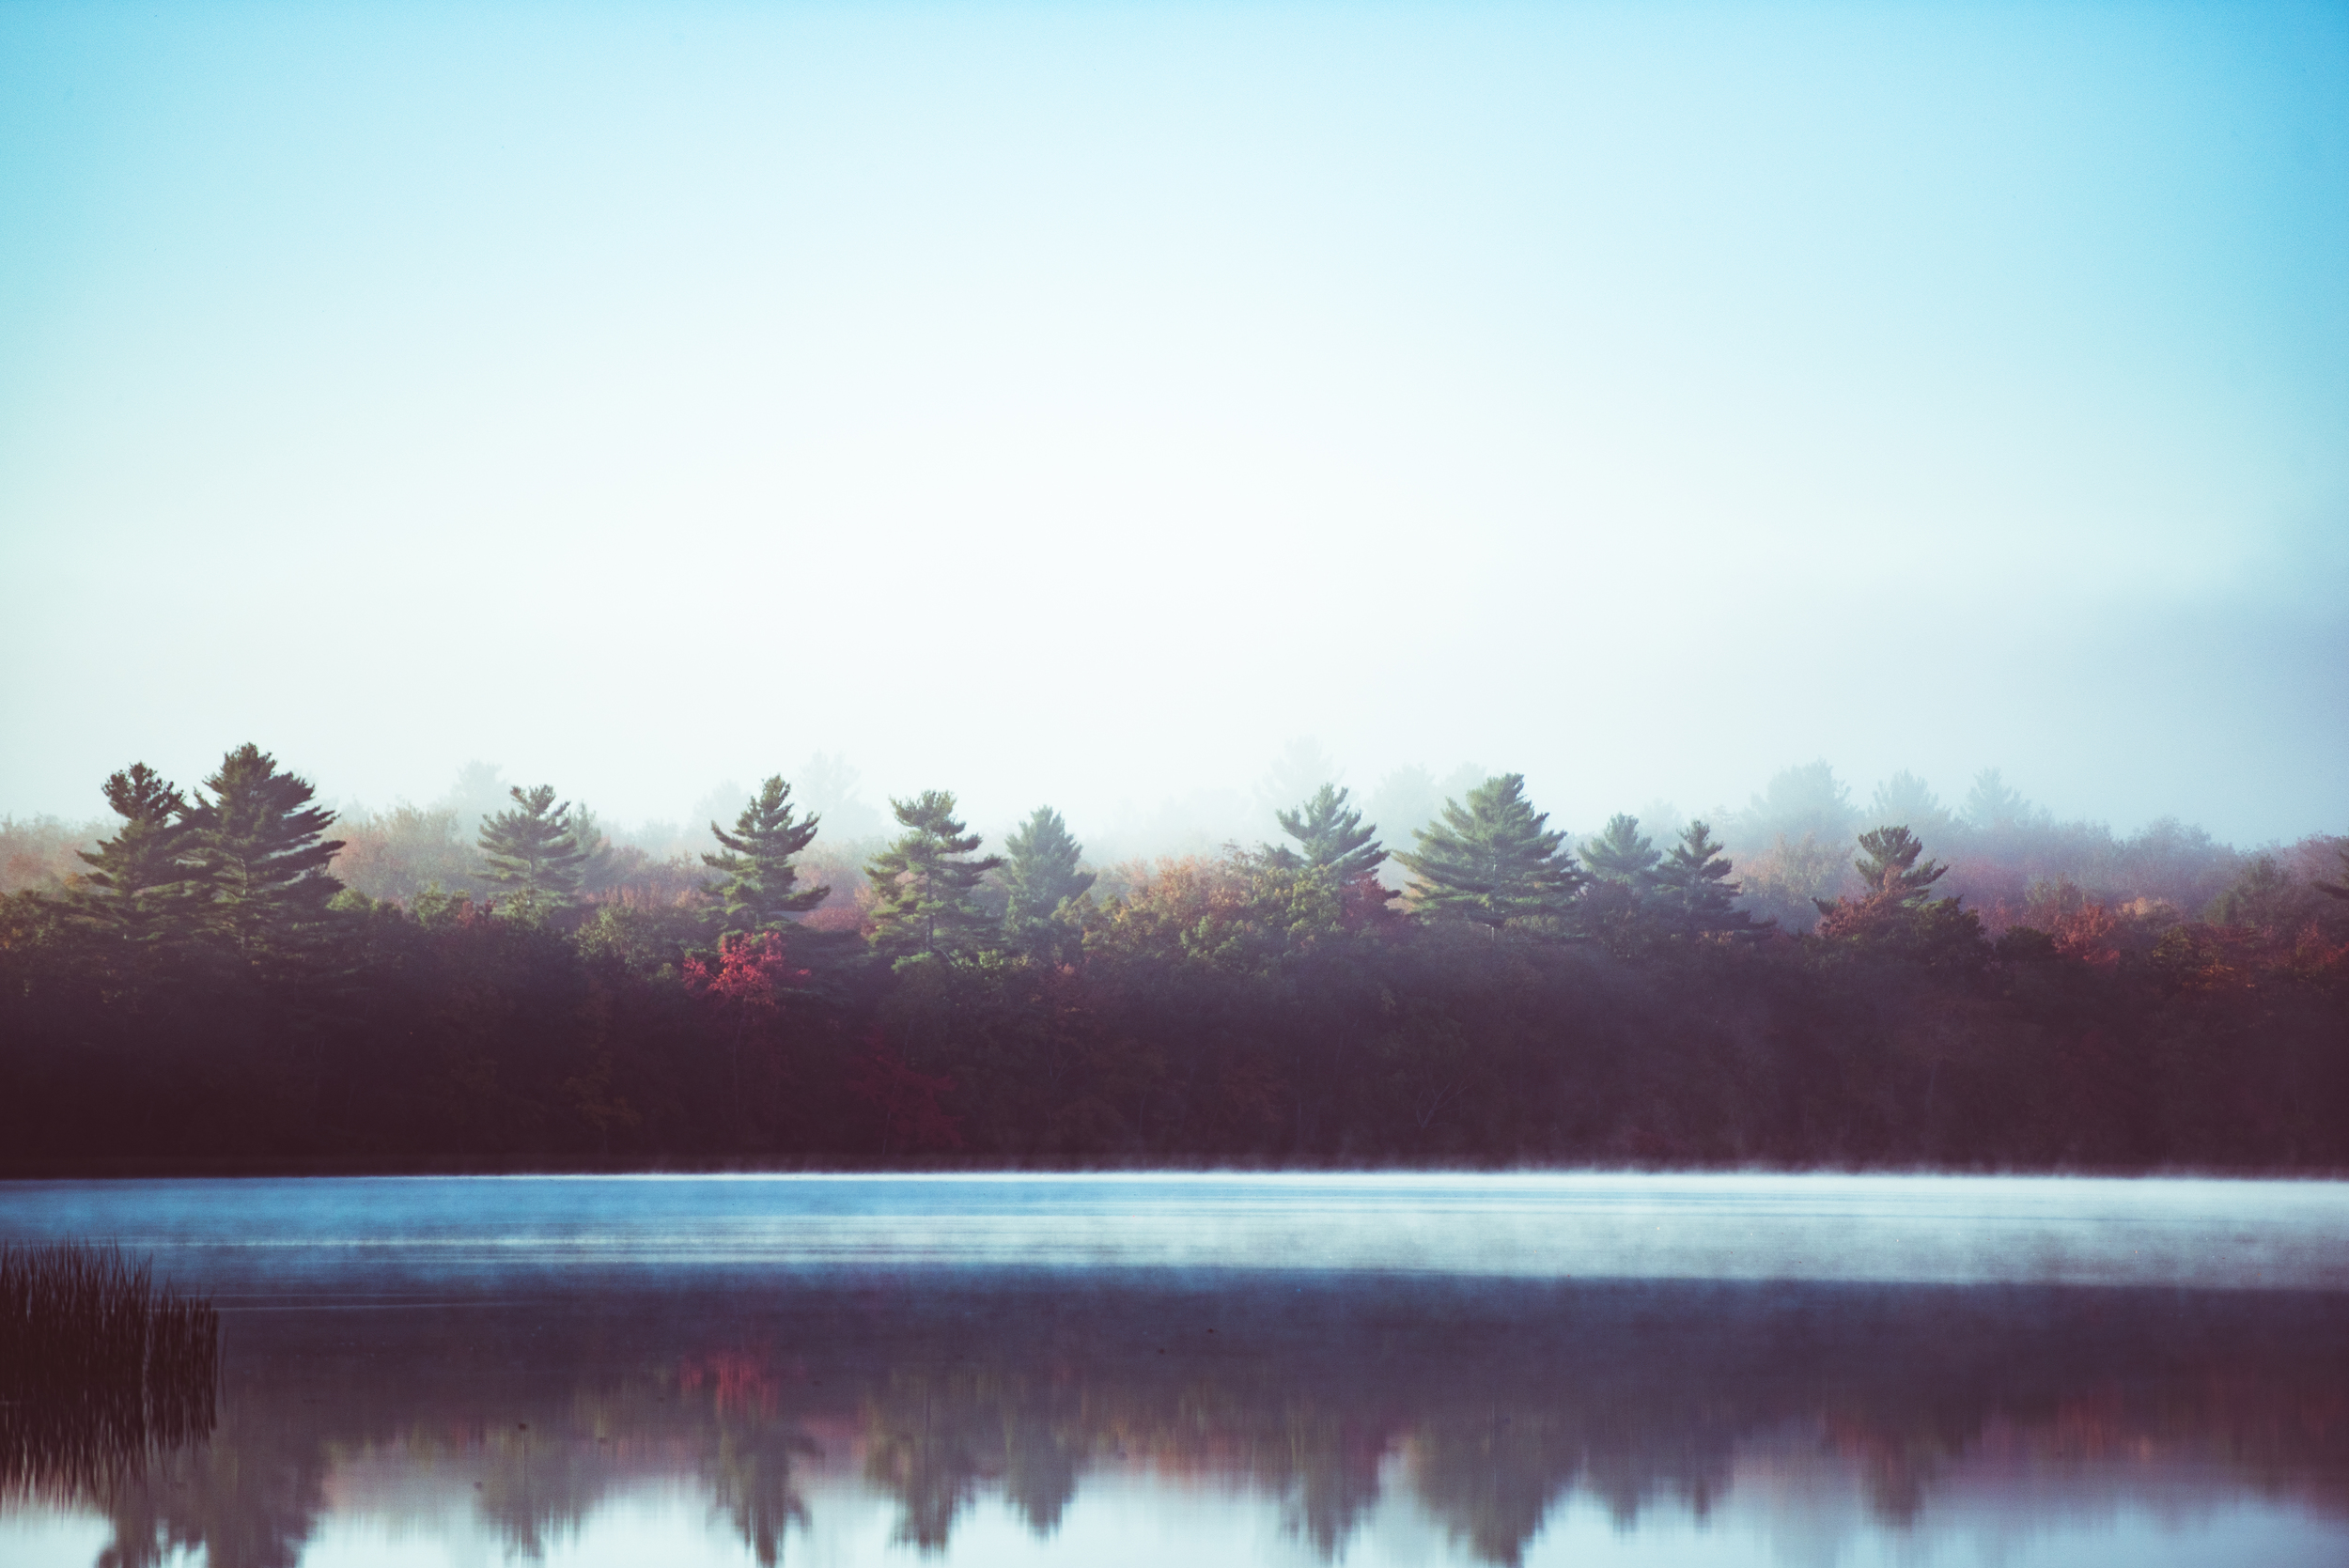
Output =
[{"x1": 4, "y1": 1173, "x2": 2347, "y2": 1566}]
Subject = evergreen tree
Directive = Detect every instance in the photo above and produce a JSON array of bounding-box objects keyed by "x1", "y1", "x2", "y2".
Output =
[
  {"x1": 703, "y1": 775, "x2": 829, "y2": 937},
  {"x1": 568, "y1": 803, "x2": 621, "y2": 893},
  {"x1": 1651, "y1": 819, "x2": 1760, "y2": 935},
  {"x1": 1268, "y1": 784, "x2": 1388, "y2": 884},
  {"x1": 1963, "y1": 768, "x2": 2033, "y2": 831},
  {"x1": 865, "y1": 790, "x2": 1004, "y2": 963},
  {"x1": 1000, "y1": 806, "x2": 1096, "y2": 959},
  {"x1": 1579, "y1": 814, "x2": 1660, "y2": 885},
  {"x1": 477, "y1": 784, "x2": 589, "y2": 912},
  {"x1": 72, "y1": 763, "x2": 200, "y2": 941},
  {"x1": 1846, "y1": 825, "x2": 1949, "y2": 906},
  {"x1": 1392, "y1": 774, "x2": 1584, "y2": 929},
  {"x1": 182, "y1": 743, "x2": 347, "y2": 955},
  {"x1": 1869, "y1": 770, "x2": 1953, "y2": 841},
  {"x1": 1816, "y1": 826, "x2": 1983, "y2": 963}
]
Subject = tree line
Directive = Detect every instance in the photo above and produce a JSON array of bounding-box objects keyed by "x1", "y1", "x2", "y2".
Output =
[{"x1": 2, "y1": 743, "x2": 2344, "y2": 1171}]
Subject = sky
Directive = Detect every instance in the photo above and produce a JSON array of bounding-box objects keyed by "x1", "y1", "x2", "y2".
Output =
[{"x1": 2, "y1": 0, "x2": 2344, "y2": 849}]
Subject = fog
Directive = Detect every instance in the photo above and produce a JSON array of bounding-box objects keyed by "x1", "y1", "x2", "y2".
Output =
[{"x1": 2, "y1": 2, "x2": 2344, "y2": 847}]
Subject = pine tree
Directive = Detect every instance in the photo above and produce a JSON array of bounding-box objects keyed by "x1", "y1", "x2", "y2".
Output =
[
  {"x1": 568, "y1": 803, "x2": 621, "y2": 894},
  {"x1": 476, "y1": 784, "x2": 589, "y2": 913},
  {"x1": 1000, "y1": 806, "x2": 1096, "y2": 959},
  {"x1": 1816, "y1": 826, "x2": 1982, "y2": 962},
  {"x1": 1869, "y1": 770, "x2": 1953, "y2": 841},
  {"x1": 1392, "y1": 773, "x2": 1584, "y2": 929},
  {"x1": 1963, "y1": 768, "x2": 2032, "y2": 831},
  {"x1": 1579, "y1": 814, "x2": 1660, "y2": 886},
  {"x1": 72, "y1": 763, "x2": 201, "y2": 942},
  {"x1": 702, "y1": 775, "x2": 829, "y2": 937},
  {"x1": 1268, "y1": 784, "x2": 1388, "y2": 884},
  {"x1": 1846, "y1": 825, "x2": 1949, "y2": 906},
  {"x1": 1651, "y1": 819, "x2": 1760, "y2": 935},
  {"x1": 864, "y1": 790, "x2": 1004, "y2": 963},
  {"x1": 182, "y1": 743, "x2": 347, "y2": 955}
]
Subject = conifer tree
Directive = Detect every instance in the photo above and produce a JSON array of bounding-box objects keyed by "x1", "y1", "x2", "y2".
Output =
[
  {"x1": 72, "y1": 763, "x2": 201, "y2": 942},
  {"x1": 1392, "y1": 773, "x2": 1584, "y2": 929},
  {"x1": 1963, "y1": 768, "x2": 2032, "y2": 831},
  {"x1": 1651, "y1": 819, "x2": 1760, "y2": 935},
  {"x1": 568, "y1": 803, "x2": 620, "y2": 893},
  {"x1": 703, "y1": 775, "x2": 828, "y2": 937},
  {"x1": 1579, "y1": 814, "x2": 1661, "y2": 886},
  {"x1": 864, "y1": 790, "x2": 1004, "y2": 963},
  {"x1": 1817, "y1": 826, "x2": 1981, "y2": 960},
  {"x1": 476, "y1": 784, "x2": 589, "y2": 912},
  {"x1": 1846, "y1": 825, "x2": 1949, "y2": 906},
  {"x1": 1000, "y1": 806, "x2": 1096, "y2": 958},
  {"x1": 182, "y1": 744, "x2": 347, "y2": 955},
  {"x1": 1268, "y1": 784, "x2": 1388, "y2": 884}
]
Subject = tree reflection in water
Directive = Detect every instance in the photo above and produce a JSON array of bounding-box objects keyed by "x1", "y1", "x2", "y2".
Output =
[{"x1": 5, "y1": 1274, "x2": 2343, "y2": 1565}]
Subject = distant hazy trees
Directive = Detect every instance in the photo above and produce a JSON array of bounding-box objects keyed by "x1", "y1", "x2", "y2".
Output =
[
  {"x1": 17, "y1": 740, "x2": 2349, "y2": 1173},
  {"x1": 703, "y1": 776, "x2": 828, "y2": 938}
]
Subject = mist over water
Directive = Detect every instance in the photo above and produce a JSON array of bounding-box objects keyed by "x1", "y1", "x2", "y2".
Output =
[
  {"x1": 5, "y1": 1176, "x2": 2347, "y2": 1566},
  {"x1": 12, "y1": 1173, "x2": 2349, "y2": 1292},
  {"x1": 5, "y1": 6, "x2": 2345, "y2": 1560}
]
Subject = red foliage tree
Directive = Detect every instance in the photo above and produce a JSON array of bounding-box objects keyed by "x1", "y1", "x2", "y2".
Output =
[{"x1": 683, "y1": 931, "x2": 806, "y2": 1091}]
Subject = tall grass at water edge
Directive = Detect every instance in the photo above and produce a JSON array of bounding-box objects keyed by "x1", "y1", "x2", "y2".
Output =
[{"x1": 0, "y1": 1241, "x2": 219, "y2": 1500}]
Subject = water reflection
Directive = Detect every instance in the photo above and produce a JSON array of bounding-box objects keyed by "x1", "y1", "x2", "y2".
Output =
[{"x1": 8, "y1": 1271, "x2": 2345, "y2": 1566}]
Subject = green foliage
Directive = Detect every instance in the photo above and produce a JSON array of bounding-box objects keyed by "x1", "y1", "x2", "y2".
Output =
[
  {"x1": 1848, "y1": 826, "x2": 1950, "y2": 906},
  {"x1": 181, "y1": 744, "x2": 346, "y2": 957},
  {"x1": 8, "y1": 745, "x2": 2348, "y2": 1175},
  {"x1": 999, "y1": 807, "x2": 1095, "y2": 960},
  {"x1": 1649, "y1": 820, "x2": 1761, "y2": 937},
  {"x1": 1635, "y1": 816, "x2": 1766, "y2": 939},
  {"x1": 703, "y1": 776, "x2": 828, "y2": 938},
  {"x1": 1393, "y1": 774, "x2": 1584, "y2": 929},
  {"x1": 865, "y1": 791, "x2": 1004, "y2": 964},
  {"x1": 1579, "y1": 815, "x2": 1659, "y2": 885},
  {"x1": 71, "y1": 764, "x2": 200, "y2": 943},
  {"x1": 1815, "y1": 827, "x2": 1983, "y2": 968},
  {"x1": 1268, "y1": 784, "x2": 1388, "y2": 885},
  {"x1": 477, "y1": 784, "x2": 589, "y2": 914}
]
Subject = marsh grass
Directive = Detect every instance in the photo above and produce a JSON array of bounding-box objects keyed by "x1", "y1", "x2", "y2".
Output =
[{"x1": 0, "y1": 1241, "x2": 218, "y2": 1501}]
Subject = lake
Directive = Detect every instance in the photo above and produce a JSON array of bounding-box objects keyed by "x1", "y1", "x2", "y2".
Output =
[{"x1": 4, "y1": 1173, "x2": 2347, "y2": 1565}]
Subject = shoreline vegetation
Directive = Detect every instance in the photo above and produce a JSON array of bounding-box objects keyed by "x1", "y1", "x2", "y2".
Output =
[
  {"x1": 3, "y1": 745, "x2": 2344, "y2": 1176},
  {"x1": 0, "y1": 1241, "x2": 219, "y2": 1503}
]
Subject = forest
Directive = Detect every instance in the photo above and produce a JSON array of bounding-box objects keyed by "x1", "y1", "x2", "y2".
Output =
[{"x1": 2, "y1": 744, "x2": 2344, "y2": 1172}]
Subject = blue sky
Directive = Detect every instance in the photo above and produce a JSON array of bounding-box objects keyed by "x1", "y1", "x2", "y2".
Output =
[{"x1": 2, "y1": 1, "x2": 2343, "y2": 846}]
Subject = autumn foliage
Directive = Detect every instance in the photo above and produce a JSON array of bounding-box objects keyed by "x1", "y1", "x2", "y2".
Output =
[{"x1": 2, "y1": 752, "x2": 2344, "y2": 1172}]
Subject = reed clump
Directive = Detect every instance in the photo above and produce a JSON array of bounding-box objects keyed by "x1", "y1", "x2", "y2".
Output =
[{"x1": 0, "y1": 1241, "x2": 219, "y2": 1500}]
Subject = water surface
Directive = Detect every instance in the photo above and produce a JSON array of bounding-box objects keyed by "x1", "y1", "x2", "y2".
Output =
[{"x1": 4, "y1": 1174, "x2": 2345, "y2": 1565}]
